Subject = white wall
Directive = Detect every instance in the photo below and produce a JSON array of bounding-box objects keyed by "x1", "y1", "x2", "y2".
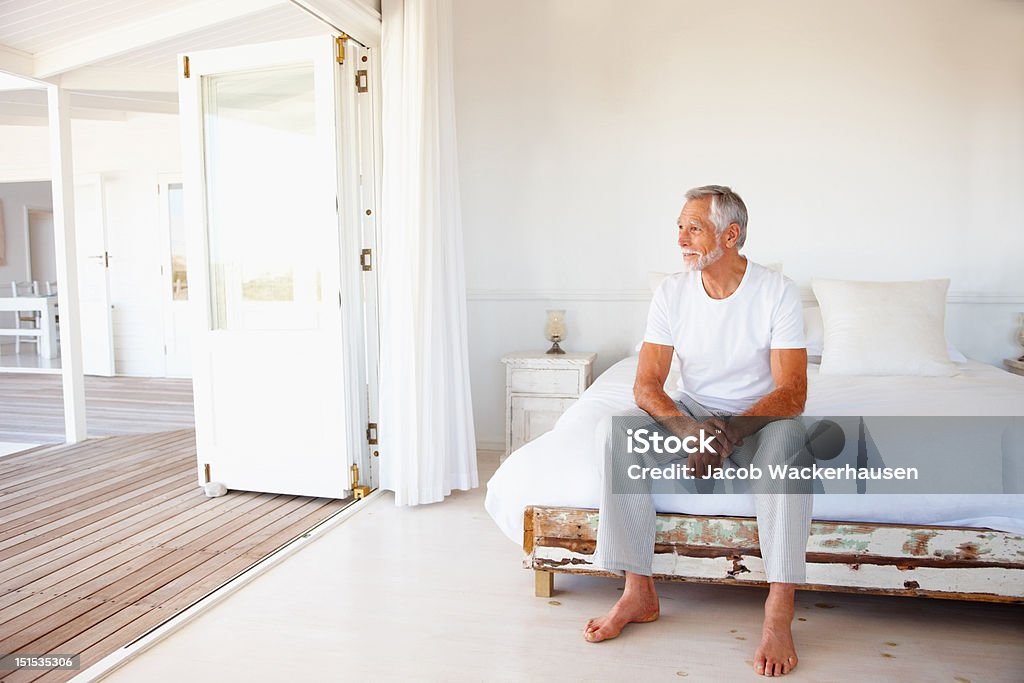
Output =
[
  {"x1": 453, "y1": 0, "x2": 1024, "y2": 448},
  {"x1": 0, "y1": 113, "x2": 182, "y2": 375},
  {"x1": 0, "y1": 181, "x2": 53, "y2": 331}
]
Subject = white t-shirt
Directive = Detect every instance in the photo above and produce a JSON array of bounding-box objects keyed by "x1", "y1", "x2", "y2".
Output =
[{"x1": 643, "y1": 260, "x2": 805, "y2": 414}]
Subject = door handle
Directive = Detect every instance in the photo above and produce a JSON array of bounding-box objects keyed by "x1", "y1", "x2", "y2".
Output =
[{"x1": 88, "y1": 252, "x2": 111, "y2": 267}]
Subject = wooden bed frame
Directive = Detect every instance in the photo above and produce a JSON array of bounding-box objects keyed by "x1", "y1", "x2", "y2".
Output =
[{"x1": 524, "y1": 506, "x2": 1024, "y2": 603}]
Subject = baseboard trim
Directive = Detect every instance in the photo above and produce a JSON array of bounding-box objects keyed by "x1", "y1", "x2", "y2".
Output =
[{"x1": 467, "y1": 288, "x2": 1024, "y2": 305}]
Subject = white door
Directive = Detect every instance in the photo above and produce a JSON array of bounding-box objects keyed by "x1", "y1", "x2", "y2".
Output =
[
  {"x1": 157, "y1": 177, "x2": 191, "y2": 378},
  {"x1": 74, "y1": 175, "x2": 115, "y2": 376},
  {"x1": 179, "y1": 36, "x2": 372, "y2": 498}
]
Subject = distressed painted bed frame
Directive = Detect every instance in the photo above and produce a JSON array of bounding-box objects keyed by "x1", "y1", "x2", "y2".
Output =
[{"x1": 524, "y1": 506, "x2": 1024, "y2": 603}]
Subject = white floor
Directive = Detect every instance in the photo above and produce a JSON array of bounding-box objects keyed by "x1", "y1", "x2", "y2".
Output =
[
  {"x1": 100, "y1": 452, "x2": 1024, "y2": 682},
  {"x1": 0, "y1": 343, "x2": 61, "y2": 374}
]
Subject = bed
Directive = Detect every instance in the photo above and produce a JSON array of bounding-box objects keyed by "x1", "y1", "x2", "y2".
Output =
[{"x1": 485, "y1": 355, "x2": 1024, "y2": 603}]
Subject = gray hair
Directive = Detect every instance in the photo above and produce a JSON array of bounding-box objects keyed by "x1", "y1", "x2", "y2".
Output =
[{"x1": 684, "y1": 185, "x2": 748, "y2": 249}]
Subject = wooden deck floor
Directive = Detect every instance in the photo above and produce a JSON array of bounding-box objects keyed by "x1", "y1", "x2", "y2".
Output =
[
  {"x1": 0, "y1": 429, "x2": 351, "y2": 682},
  {"x1": 0, "y1": 375, "x2": 195, "y2": 443}
]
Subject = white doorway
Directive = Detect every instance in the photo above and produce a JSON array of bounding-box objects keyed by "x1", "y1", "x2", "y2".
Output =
[
  {"x1": 26, "y1": 207, "x2": 55, "y2": 285},
  {"x1": 178, "y1": 36, "x2": 378, "y2": 498},
  {"x1": 157, "y1": 177, "x2": 191, "y2": 378}
]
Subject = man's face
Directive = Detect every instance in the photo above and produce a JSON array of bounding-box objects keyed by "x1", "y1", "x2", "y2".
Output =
[{"x1": 677, "y1": 198, "x2": 724, "y2": 271}]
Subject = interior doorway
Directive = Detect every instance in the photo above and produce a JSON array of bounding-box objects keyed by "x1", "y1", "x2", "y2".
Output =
[
  {"x1": 0, "y1": 180, "x2": 56, "y2": 370},
  {"x1": 158, "y1": 176, "x2": 191, "y2": 378},
  {"x1": 26, "y1": 207, "x2": 55, "y2": 284}
]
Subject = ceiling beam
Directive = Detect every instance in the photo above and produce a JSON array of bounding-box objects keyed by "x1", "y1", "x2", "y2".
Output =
[
  {"x1": 0, "y1": 43, "x2": 38, "y2": 81},
  {"x1": 58, "y1": 67, "x2": 177, "y2": 93},
  {"x1": 68, "y1": 91, "x2": 178, "y2": 115},
  {"x1": 0, "y1": 114, "x2": 49, "y2": 126},
  {"x1": 33, "y1": 0, "x2": 286, "y2": 78},
  {"x1": 0, "y1": 90, "x2": 169, "y2": 117},
  {"x1": 0, "y1": 100, "x2": 127, "y2": 122},
  {"x1": 0, "y1": 71, "x2": 44, "y2": 91}
]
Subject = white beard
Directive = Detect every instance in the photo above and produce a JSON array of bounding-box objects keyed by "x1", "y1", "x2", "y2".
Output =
[{"x1": 682, "y1": 245, "x2": 724, "y2": 272}]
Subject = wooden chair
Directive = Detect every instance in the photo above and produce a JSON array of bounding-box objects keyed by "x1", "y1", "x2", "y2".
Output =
[
  {"x1": 42, "y1": 281, "x2": 59, "y2": 336},
  {"x1": 34, "y1": 280, "x2": 57, "y2": 296},
  {"x1": 10, "y1": 281, "x2": 40, "y2": 354}
]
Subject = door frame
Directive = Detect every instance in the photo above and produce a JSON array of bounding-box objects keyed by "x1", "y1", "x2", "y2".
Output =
[
  {"x1": 335, "y1": 40, "x2": 382, "y2": 491},
  {"x1": 22, "y1": 204, "x2": 53, "y2": 283},
  {"x1": 156, "y1": 173, "x2": 190, "y2": 378},
  {"x1": 353, "y1": 41, "x2": 382, "y2": 489}
]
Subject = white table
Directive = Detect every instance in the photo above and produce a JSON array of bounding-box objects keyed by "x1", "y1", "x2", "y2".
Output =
[
  {"x1": 501, "y1": 351, "x2": 597, "y2": 456},
  {"x1": 0, "y1": 295, "x2": 59, "y2": 359}
]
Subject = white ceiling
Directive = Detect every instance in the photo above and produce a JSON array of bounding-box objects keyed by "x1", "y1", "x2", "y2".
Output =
[
  {"x1": 0, "y1": 0, "x2": 340, "y2": 119},
  {"x1": 0, "y1": 0, "x2": 184, "y2": 55},
  {"x1": 0, "y1": 0, "x2": 326, "y2": 59},
  {"x1": 97, "y1": 4, "x2": 327, "y2": 70}
]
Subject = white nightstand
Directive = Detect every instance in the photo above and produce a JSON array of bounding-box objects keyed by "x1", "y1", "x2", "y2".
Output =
[
  {"x1": 1005, "y1": 358, "x2": 1024, "y2": 377},
  {"x1": 501, "y1": 351, "x2": 597, "y2": 456}
]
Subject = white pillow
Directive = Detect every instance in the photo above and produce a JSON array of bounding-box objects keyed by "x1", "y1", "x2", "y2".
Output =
[
  {"x1": 803, "y1": 305, "x2": 967, "y2": 363},
  {"x1": 803, "y1": 304, "x2": 825, "y2": 361},
  {"x1": 811, "y1": 278, "x2": 958, "y2": 376}
]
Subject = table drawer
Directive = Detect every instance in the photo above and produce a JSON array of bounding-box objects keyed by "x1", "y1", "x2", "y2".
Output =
[
  {"x1": 510, "y1": 395, "x2": 578, "y2": 451},
  {"x1": 509, "y1": 367, "x2": 581, "y2": 395}
]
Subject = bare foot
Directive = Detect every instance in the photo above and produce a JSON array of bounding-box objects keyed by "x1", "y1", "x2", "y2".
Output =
[
  {"x1": 583, "y1": 573, "x2": 660, "y2": 643},
  {"x1": 753, "y1": 586, "x2": 799, "y2": 676}
]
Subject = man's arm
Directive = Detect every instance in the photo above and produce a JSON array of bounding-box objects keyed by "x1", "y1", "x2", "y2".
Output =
[
  {"x1": 724, "y1": 348, "x2": 808, "y2": 440},
  {"x1": 634, "y1": 343, "x2": 736, "y2": 474},
  {"x1": 633, "y1": 342, "x2": 685, "y2": 418}
]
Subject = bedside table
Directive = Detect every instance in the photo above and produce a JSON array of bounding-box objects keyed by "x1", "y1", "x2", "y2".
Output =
[
  {"x1": 501, "y1": 351, "x2": 597, "y2": 455},
  {"x1": 1005, "y1": 358, "x2": 1024, "y2": 377}
]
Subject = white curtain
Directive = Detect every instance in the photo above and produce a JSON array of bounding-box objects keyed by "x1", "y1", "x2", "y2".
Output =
[{"x1": 378, "y1": 0, "x2": 478, "y2": 505}]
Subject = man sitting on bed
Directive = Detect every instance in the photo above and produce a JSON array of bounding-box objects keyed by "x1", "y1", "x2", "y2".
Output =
[{"x1": 584, "y1": 185, "x2": 812, "y2": 678}]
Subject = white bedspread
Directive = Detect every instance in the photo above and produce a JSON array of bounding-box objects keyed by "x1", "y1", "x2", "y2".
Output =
[{"x1": 485, "y1": 357, "x2": 1024, "y2": 543}]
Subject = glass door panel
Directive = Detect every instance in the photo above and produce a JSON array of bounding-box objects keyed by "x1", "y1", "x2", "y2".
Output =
[{"x1": 203, "y1": 64, "x2": 327, "y2": 332}]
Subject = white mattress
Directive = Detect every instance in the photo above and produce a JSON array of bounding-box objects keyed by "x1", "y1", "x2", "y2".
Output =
[{"x1": 485, "y1": 357, "x2": 1024, "y2": 543}]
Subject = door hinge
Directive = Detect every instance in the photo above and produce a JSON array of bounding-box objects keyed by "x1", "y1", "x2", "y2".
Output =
[
  {"x1": 366, "y1": 422, "x2": 378, "y2": 445},
  {"x1": 355, "y1": 69, "x2": 369, "y2": 93},
  {"x1": 336, "y1": 34, "x2": 348, "y2": 65},
  {"x1": 350, "y1": 463, "x2": 371, "y2": 499},
  {"x1": 203, "y1": 463, "x2": 210, "y2": 483},
  {"x1": 360, "y1": 248, "x2": 373, "y2": 271},
  {"x1": 163, "y1": 344, "x2": 167, "y2": 355},
  {"x1": 183, "y1": 55, "x2": 190, "y2": 78}
]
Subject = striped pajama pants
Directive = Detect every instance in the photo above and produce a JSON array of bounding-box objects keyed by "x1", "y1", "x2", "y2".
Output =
[{"x1": 591, "y1": 395, "x2": 814, "y2": 584}]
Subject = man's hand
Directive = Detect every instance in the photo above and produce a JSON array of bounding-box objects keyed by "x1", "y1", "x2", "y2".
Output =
[
  {"x1": 683, "y1": 418, "x2": 740, "y2": 478},
  {"x1": 705, "y1": 416, "x2": 744, "y2": 456}
]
